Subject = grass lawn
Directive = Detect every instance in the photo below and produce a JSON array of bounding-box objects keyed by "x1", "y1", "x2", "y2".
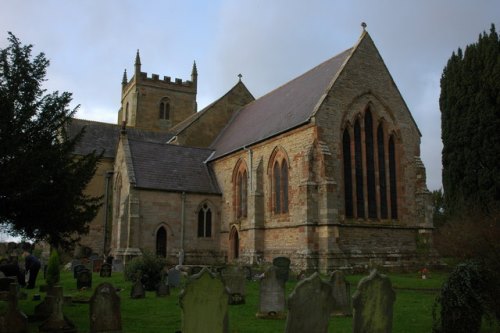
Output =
[{"x1": 5, "y1": 269, "x2": 457, "y2": 333}]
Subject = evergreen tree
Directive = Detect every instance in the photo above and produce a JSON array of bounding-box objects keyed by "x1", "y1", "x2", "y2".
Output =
[
  {"x1": 0, "y1": 33, "x2": 102, "y2": 248},
  {"x1": 440, "y1": 24, "x2": 500, "y2": 218}
]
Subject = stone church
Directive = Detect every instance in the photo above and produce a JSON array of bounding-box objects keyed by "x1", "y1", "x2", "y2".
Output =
[{"x1": 70, "y1": 29, "x2": 433, "y2": 272}]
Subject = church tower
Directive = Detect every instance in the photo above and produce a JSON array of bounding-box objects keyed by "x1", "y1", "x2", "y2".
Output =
[{"x1": 118, "y1": 50, "x2": 198, "y2": 132}]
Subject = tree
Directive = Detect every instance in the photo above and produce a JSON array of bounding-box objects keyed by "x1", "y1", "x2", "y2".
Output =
[
  {"x1": 0, "y1": 32, "x2": 102, "y2": 248},
  {"x1": 440, "y1": 24, "x2": 500, "y2": 218}
]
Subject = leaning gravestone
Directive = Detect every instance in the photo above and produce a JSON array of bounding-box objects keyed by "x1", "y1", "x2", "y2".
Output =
[
  {"x1": 352, "y1": 269, "x2": 396, "y2": 333},
  {"x1": 284, "y1": 273, "x2": 334, "y2": 333},
  {"x1": 89, "y1": 282, "x2": 122, "y2": 333},
  {"x1": 77, "y1": 268, "x2": 92, "y2": 289},
  {"x1": 330, "y1": 270, "x2": 352, "y2": 316},
  {"x1": 179, "y1": 268, "x2": 229, "y2": 333},
  {"x1": 167, "y1": 267, "x2": 181, "y2": 288},
  {"x1": 39, "y1": 286, "x2": 76, "y2": 333},
  {"x1": 256, "y1": 266, "x2": 286, "y2": 319},
  {"x1": 272, "y1": 256, "x2": 291, "y2": 282},
  {"x1": 100, "y1": 263, "x2": 112, "y2": 278},
  {"x1": 1, "y1": 283, "x2": 28, "y2": 333},
  {"x1": 221, "y1": 265, "x2": 246, "y2": 305}
]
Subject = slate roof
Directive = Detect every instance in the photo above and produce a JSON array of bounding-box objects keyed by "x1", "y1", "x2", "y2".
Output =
[
  {"x1": 126, "y1": 139, "x2": 220, "y2": 194},
  {"x1": 68, "y1": 119, "x2": 174, "y2": 158},
  {"x1": 209, "y1": 47, "x2": 353, "y2": 160}
]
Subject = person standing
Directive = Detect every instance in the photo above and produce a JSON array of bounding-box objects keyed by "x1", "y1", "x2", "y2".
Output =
[{"x1": 23, "y1": 250, "x2": 41, "y2": 289}]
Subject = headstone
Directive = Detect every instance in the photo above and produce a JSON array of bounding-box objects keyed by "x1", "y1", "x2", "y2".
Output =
[
  {"x1": 100, "y1": 263, "x2": 112, "y2": 278},
  {"x1": 89, "y1": 282, "x2": 122, "y2": 333},
  {"x1": 92, "y1": 259, "x2": 103, "y2": 273},
  {"x1": 73, "y1": 264, "x2": 86, "y2": 279},
  {"x1": 330, "y1": 270, "x2": 352, "y2": 316},
  {"x1": 284, "y1": 273, "x2": 334, "y2": 333},
  {"x1": 221, "y1": 265, "x2": 246, "y2": 305},
  {"x1": 38, "y1": 286, "x2": 76, "y2": 333},
  {"x1": 0, "y1": 276, "x2": 16, "y2": 292},
  {"x1": 112, "y1": 259, "x2": 124, "y2": 273},
  {"x1": 167, "y1": 267, "x2": 181, "y2": 288},
  {"x1": 256, "y1": 266, "x2": 286, "y2": 319},
  {"x1": 156, "y1": 273, "x2": 170, "y2": 297},
  {"x1": 179, "y1": 268, "x2": 229, "y2": 333},
  {"x1": 272, "y1": 256, "x2": 291, "y2": 282},
  {"x1": 34, "y1": 287, "x2": 58, "y2": 321},
  {"x1": 0, "y1": 271, "x2": 5, "y2": 278},
  {"x1": 130, "y1": 279, "x2": 145, "y2": 299},
  {"x1": 1, "y1": 282, "x2": 28, "y2": 333},
  {"x1": 352, "y1": 269, "x2": 396, "y2": 333},
  {"x1": 70, "y1": 259, "x2": 81, "y2": 273},
  {"x1": 76, "y1": 268, "x2": 92, "y2": 290},
  {"x1": 242, "y1": 266, "x2": 252, "y2": 280}
]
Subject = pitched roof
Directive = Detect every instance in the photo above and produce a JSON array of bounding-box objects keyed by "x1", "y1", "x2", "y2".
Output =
[
  {"x1": 126, "y1": 139, "x2": 220, "y2": 194},
  {"x1": 209, "y1": 47, "x2": 353, "y2": 159},
  {"x1": 68, "y1": 118, "x2": 174, "y2": 158}
]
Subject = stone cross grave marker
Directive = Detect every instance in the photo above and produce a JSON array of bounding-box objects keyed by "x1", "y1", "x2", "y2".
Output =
[
  {"x1": 284, "y1": 272, "x2": 334, "y2": 333},
  {"x1": 100, "y1": 263, "x2": 112, "y2": 278},
  {"x1": 39, "y1": 286, "x2": 76, "y2": 333},
  {"x1": 330, "y1": 270, "x2": 352, "y2": 316},
  {"x1": 89, "y1": 282, "x2": 122, "y2": 333},
  {"x1": 167, "y1": 267, "x2": 181, "y2": 288},
  {"x1": 1, "y1": 282, "x2": 28, "y2": 333},
  {"x1": 352, "y1": 269, "x2": 396, "y2": 333},
  {"x1": 76, "y1": 268, "x2": 92, "y2": 290},
  {"x1": 272, "y1": 256, "x2": 291, "y2": 282},
  {"x1": 179, "y1": 267, "x2": 229, "y2": 333},
  {"x1": 256, "y1": 266, "x2": 286, "y2": 319},
  {"x1": 221, "y1": 265, "x2": 246, "y2": 305}
]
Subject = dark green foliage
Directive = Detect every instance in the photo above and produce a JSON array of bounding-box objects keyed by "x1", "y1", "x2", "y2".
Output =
[
  {"x1": 45, "y1": 249, "x2": 60, "y2": 287},
  {"x1": 0, "y1": 33, "x2": 102, "y2": 248},
  {"x1": 440, "y1": 24, "x2": 500, "y2": 217},
  {"x1": 124, "y1": 252, "x2": 167, "y2": 291}
]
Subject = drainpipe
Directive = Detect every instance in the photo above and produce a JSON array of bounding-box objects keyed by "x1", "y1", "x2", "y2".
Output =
[
  {"x1": 103, "y1": 171, "x2": 114, "y2": 256},
  {"x1": 179, "y1": 192, "x2": 186, "y2": 265},
  {"x1": 243, "y1": 147, "x2": 253, "y2": 192}
]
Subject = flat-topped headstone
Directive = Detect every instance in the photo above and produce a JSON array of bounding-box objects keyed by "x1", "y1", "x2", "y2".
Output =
[
  {"x1": 100, "y1": 263, "x2": 112, "y2": 278},
  {"x1": 221, "y1": 265, "x2": 246, "y2": 305},
  {"x1": 352, "y1": 269, "x2": 396, "y2": 333},
  {"x1": 89, "y1": 282, "x2": 122, "y2": 333},
  {"x1": 256, "y1": 266, "x2": 286, "y2": 319},
  {"x1": 330, "y1": 270, "x2": 352, "y2": 316},
  {"x1": 167, "y1": 267, "x2": 181, "y2": 288},
  {"x1": 2, "y1": 282, "x2": 28, "y2": 333},
  {"x1": 112, "y1": 259, "x2": 124, "y2": 273},
  {"x1": 76, "y1": 268, "x2": 92, "y2": 290},
  {"x1": 284, "y1": 272, "x2": 334, "y2": 333},
  {"x1": 179, "y1": 267, "x2": 229, "y2": 333},
  {"x1": 272, "y1": 257, "x2": 291, "y2": 282}
]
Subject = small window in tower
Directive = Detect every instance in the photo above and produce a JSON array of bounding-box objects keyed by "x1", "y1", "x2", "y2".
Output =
[{"x1": 159, "y1": 98, "x2": 170, "y2": 120}]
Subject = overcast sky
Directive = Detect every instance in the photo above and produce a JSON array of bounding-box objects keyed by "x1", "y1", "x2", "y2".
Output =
[{"x1": 1, "y1": 0, "x2": 498, "y2": 193}]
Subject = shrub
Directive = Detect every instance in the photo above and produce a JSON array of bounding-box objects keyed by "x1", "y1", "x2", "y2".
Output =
[
  {"x1": 45, "y1": 249, "x2": 60, "y2": 287},
  {"x1": 124, "y1": 252, "x2": 167, "y2": 291}
]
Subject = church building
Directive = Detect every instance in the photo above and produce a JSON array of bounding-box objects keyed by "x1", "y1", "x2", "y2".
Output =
[{"x1": 70, "y1": 29, "x2": 433, "y2": 272}]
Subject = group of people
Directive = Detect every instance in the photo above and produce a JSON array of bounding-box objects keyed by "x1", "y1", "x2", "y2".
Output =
[{"x1": 0, "y1": 247, "x2": 41, "y2": 289}]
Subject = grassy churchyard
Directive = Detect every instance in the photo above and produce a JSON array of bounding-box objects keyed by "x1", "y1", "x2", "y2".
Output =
[{"x1": 3, "y1": 268, "x2": 463, "y2": 333}]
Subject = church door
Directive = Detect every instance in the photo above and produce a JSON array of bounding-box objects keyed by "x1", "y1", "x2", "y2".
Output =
[
  {"x1": 156, "y1": 227, "x2": 167, "y2": 257},
  {"x1": 229, "y1": 226, "x2": 239, "y2": 261}
]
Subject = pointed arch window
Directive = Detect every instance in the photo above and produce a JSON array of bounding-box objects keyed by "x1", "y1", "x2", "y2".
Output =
[
  {"x1": 125, "y1": 103, "x2": 129, "y2": 124},
  {"x1": 159, "y1": 98, "x2": 170, "y2": 120},
  {"x1": 273, "y1": 158, "x2": 289, "y2": 214},
  {"x1": 365, "y1": 110, "x2": 377, "y2": 218},
  {"x1": 156, "y1": 227, "x2": 167, "y2": 257},
  {"x1": 197, "y1": 203, "x2": 212, "y2": 238},
  {"x1": 354, "y1": 119, "x2": 364, "y2": 218},
  {"x1": 389, "y1": 136, "x2": 398, "y2": 219},
  {"x1": 236, "y1": 170, "x2": 248, "y2": 218},
  {"x1": 343, "y1": 129, "x2": 353, "y2": 218}
]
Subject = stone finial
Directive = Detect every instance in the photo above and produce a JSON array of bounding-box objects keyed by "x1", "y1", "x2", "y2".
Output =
[
  {"x1": 134, "y1": 49, "x2": 141, "y2": 77},
  {"x1": 238, "y1": 73, "x2": 243, "y2": 82},
  {"x1": 361, "y1": 22, "x2": 367, "y2": 31},
  {"x1": 191, "y1": 61, "x2": 198, "y2": 76},
  {"x1": 122, "y1": 69, "x2": 128, "y2": 86}
]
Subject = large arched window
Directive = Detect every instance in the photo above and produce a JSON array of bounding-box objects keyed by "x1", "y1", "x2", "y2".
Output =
[
  {"x1": 342, "y1": 107, "x2": 399, "y2": 221},
  {"x1": 233, "y1": 160, "x2": 248, "y2": 219},
  {"x1": 273, "y1": 158, "x2": 289, "y2": 214},
  {"x1": 197, "y1": 203, "x2": 212, "y2": 238},
  {"x1": 156, "y1": 226, "x2": 167, "y2": 257},
  {"x1": 159, "y1": 98, "x2": 170, "y2": 120}
]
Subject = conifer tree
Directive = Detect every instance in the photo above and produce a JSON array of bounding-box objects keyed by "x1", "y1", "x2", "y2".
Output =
[
  {"x1": 0, "y1": 33, "x2": 101, "y2": 248},
  {"x1": 440, "y1": 24, "x2": 500, "y2": 218}
]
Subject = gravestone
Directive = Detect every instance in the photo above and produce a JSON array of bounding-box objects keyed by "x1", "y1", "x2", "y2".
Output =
[
  {"x1": 0, "y1": 271, "x2": 5, "y2": 278},
  {"x1": 112, "y1": 259, "x2": 124, "y2": 273},
  {"x1": 167, "y1": 267, "x2": 181, "y2": 288},
  {"x1": 100, "y1": 263, "x2": 112, "y2": 278},
  {"x1": 38, "y1": 286, "x2": 76, "y2": 333},
  {"x1": 284, "y1": 273, "x2": 334, "y2": 333},
  {"x1": 0, "y1": 276, "x2": 16, "y2": 292},
  {"x1": 73, "y1": 264, "x2": 86, "y2": 279},
  {"x1": 34, "y1": 287, "x2": 58, "y2": 321},
  {"x1": 352, "y1": 269, "x2": 396, "y2": 333},
  {"x1": 92, "y1": 259, "x2": 103, "y2": 273},
  {"x1": 89, "y1": 282, "x2": 122, "y2": 333},
  {"x1": 256, "y1": 266, "x2": 286, "y2": 319},
  {"x1": 0, "y1": 283, "x2": 27, "y2": 333},
  {"x1": 330, "y1": 270, "x2": 352, "y2": 316},
  {"x1": 130, "y1": 279, "x2": 145, "y2": 299},
  {"x1": 156, "y1": 273, "x2": 170, "y2": 297},
  {"x1": 221, "y1": 265, "x2": 246, "y2": 305},
  {"x1": 179, "y1": 268, "x2": 229, "y2": 333},
  {"x1": 243, "y1": 266, "x2": 252, "y2": 280},
  {"x1": 70, "y1": 259, "x2": 81, "y2": 273},
  {"x1": 272, "y1": 256, "x2": 291, "y2": 282},
  {"x1": 77, "y1": 268, "x2": 92, "y2": 289}
]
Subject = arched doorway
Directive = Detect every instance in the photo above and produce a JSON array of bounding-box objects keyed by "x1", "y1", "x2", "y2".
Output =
[
  {"x1": 229, "y1": 226, "x2": 239, "y2": 261},
  {"x1": 156, "y1": 226, "x2": 167, "y2": 257}
]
